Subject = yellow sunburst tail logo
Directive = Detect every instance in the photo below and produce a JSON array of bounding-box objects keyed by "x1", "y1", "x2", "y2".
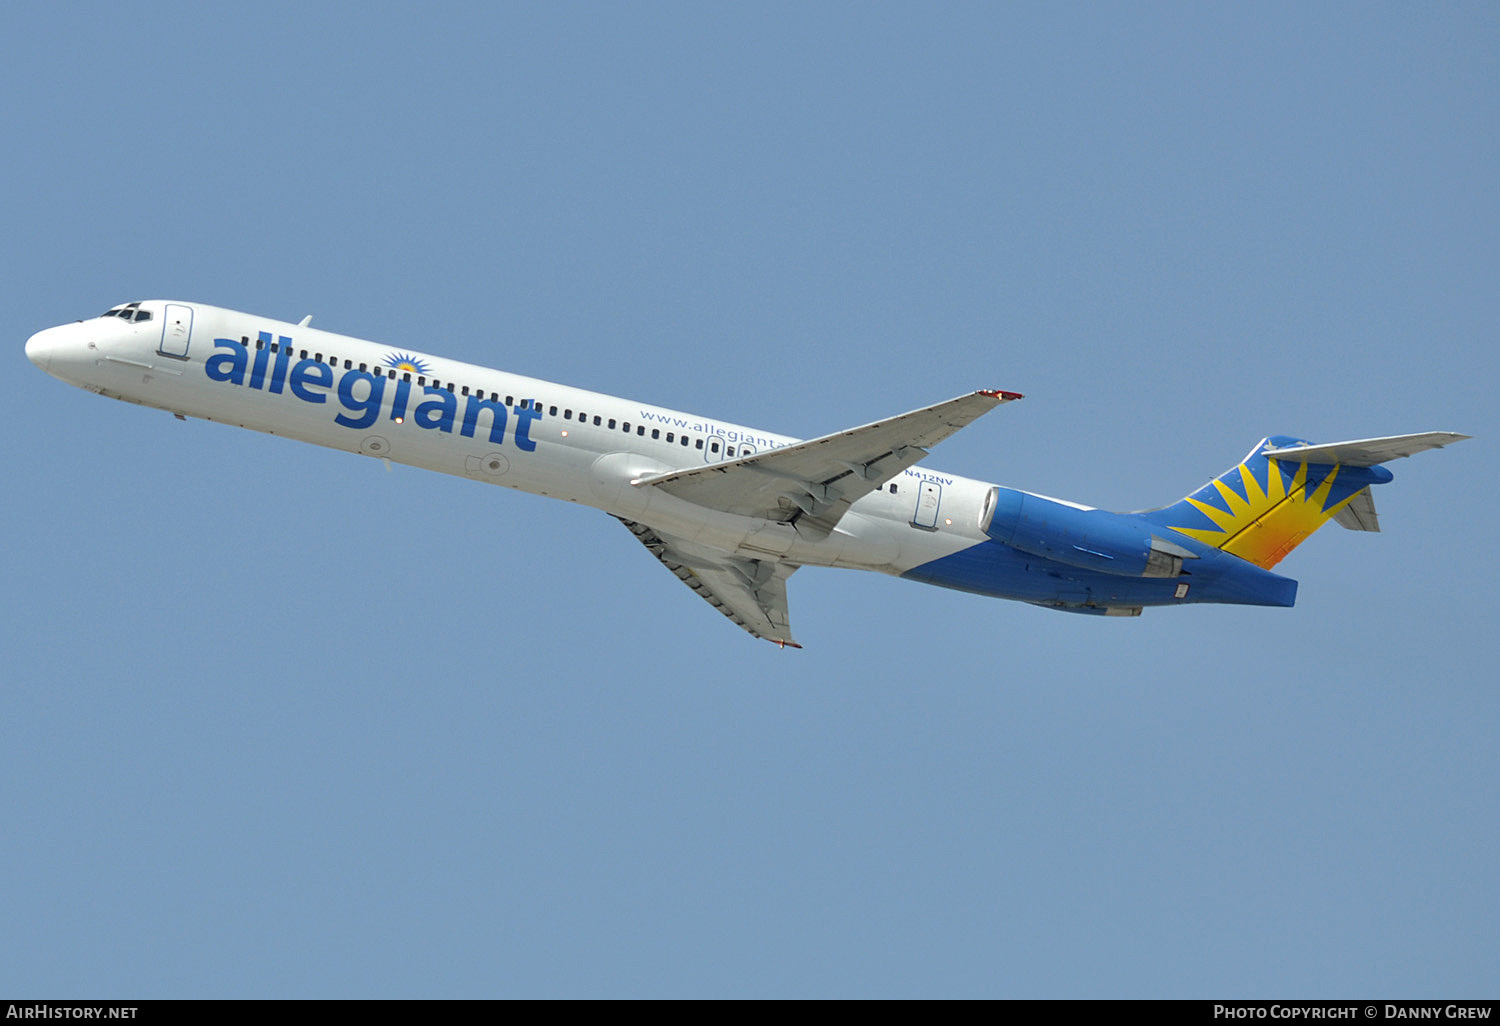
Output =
[{"x1": 1144, "y1": 436, "x2": 1393, "y2": 570}]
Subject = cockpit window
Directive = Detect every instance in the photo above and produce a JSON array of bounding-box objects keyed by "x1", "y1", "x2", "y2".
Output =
[{"x1": 101, "y1": 302, "x2": 150, "y2": 322}]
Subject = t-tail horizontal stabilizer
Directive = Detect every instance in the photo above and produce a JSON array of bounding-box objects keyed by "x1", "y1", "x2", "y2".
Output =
[
  {"x1": 1261, "y1": 432, "x2": 1470, "y2": 467},
  {"x1": 1146, "y1": 432, "x2": 1468, "y2": 568},
  {"x1": 1265, "y1": 432, "x2": 1469, "y2": 535}
]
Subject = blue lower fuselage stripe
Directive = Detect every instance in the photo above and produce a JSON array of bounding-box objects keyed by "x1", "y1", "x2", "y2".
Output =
[{"x1": 903, "y1": 539, "x2": 1298, "y2": 609}]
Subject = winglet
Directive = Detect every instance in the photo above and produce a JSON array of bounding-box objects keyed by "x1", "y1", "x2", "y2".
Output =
[
  {"x1": 978, "y1": 389, "x2": 1024, "y2": 401},
  {"x1": 298, "y1": 315, "x2": 313, "y2": 327}
]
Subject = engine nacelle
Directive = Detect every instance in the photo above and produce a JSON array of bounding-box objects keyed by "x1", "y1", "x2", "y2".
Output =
[{"x1": 980, "y1": 487, "x2": 1193, "y2": 578}]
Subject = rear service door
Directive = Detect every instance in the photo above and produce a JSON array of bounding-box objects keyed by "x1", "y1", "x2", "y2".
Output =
[{"x1": 912, "y1": 481, "x2": 942, "y2": 528}]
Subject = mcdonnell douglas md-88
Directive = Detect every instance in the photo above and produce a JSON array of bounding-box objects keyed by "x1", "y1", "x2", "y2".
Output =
[{"x1": 26, "y1": 301, "x2": 1467, "y2": 647}]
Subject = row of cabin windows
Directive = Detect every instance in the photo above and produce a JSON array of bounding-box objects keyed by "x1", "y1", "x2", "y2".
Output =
[
  {"x1": 235, "y1": 336, "x2": 840, "y2": 464},
  {"x1": 555, "y1": 408, "x2": 711, "y2": 451}
]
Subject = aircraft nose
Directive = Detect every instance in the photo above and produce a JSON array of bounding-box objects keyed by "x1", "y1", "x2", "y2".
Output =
[
  {"x1": 26, "y1": 321, "x2": 97, "y2": 381},
  {"x1": 25, "y1": 326, "x2": 59, "y2": 371}
]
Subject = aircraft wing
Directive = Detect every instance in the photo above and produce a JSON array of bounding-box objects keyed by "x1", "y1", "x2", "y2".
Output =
[
  {"x1": 635, "y1": 389, "x2": 1021, "y2": 539},
  {"x1": 616, "y1": 517, "x2": 802, "y2": 647}
]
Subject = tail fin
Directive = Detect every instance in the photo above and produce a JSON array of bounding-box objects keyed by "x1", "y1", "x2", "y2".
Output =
[{"x1": 1143, "y1": 433, "x2": 1467, "y2": 569}]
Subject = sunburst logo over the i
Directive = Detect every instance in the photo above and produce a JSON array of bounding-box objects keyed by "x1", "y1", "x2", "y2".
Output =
[{"x1": 383, "y1": 352, "x2": 431, "y2": 375}]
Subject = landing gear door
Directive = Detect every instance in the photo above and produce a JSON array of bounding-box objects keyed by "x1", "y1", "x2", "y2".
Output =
[
  {"x1": 159, "y1": 304, "x2": 193, "y2": 359},
  {"x1": 912, "y1": 481, "x2": 942, "y2": 529}
]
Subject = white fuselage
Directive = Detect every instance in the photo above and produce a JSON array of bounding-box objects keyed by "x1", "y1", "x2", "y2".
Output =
[{"x1": 27, "y1": 301, "x2": 995, "y2": 577}]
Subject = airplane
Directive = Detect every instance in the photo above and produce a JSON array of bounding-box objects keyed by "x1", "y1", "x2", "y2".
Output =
[{"x1": 26, "y1": 300, "x2": 1467, "y2": 647}]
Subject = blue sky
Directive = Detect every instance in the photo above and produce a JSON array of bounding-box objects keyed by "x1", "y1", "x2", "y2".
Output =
[{"x1": 4, "y1": 2, "x2": 1496, "y2": 998}]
